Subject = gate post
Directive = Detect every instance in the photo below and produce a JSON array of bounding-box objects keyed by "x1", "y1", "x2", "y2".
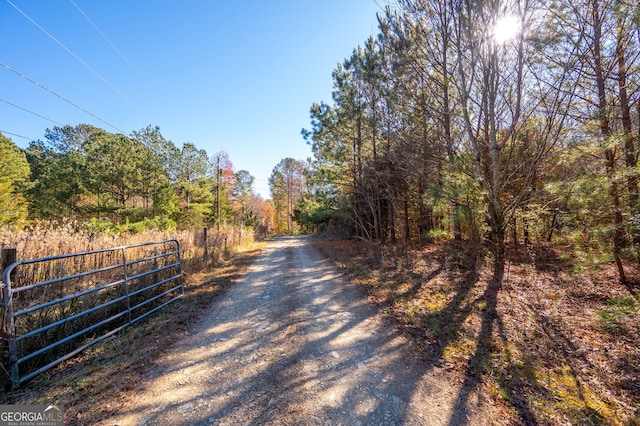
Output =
[
  {"x1": 203, "y1": 227, "x2": 208, "y2": 259},
  {"x1": 1, "y1": 248, "x2": 18, "y2": 389},
  {"x1": 1, "y1": 248, "x2": 16, "y2": 282},
  {"x1": 121, "y1": 247, "x2": 132, "y2": 325}
]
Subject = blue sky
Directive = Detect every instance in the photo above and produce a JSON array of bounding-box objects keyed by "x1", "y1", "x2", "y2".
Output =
[{"x1": 0, "y1": 1, "x2": 384, "y2": 198}]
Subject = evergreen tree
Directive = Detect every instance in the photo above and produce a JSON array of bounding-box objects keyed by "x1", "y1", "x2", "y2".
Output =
[
  {"x1": 0, "y1": 134, "x2": 30, "y2": 226},
  {"x1": 269, "y1": 158, "x2": 308, "y2": 234}
]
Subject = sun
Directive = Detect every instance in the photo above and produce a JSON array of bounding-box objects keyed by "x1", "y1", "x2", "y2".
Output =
[{"x1": 493, "y1": 15, "x2": 520, "y2": 44}]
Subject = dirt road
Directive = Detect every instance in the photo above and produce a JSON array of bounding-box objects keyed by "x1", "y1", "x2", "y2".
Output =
[{"x1": 103, "y1": 237, "x2": 496, "y2": 425}]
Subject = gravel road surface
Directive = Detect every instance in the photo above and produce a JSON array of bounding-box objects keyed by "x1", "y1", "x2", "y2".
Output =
[{"x1": 103, "y1": 236, "x2": 497, "y2": 425}]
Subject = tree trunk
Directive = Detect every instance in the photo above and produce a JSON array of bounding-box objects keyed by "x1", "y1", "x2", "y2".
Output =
[
  {"x1": 404, "y1": 198, "x2": 410, "y2": 242},
  {"x1": 389, "y1": 197, "x2": 396, "y2": 244},
  {"x1": 547, "y1": 212, "x2": 557, "y2": 242},
  {"x1": 440, "y1": 21, "x2": 461, "y2": 242},
  {"x1": 594, "y1": 1, "x2": 627, "y2": 284},
  {"x1": 490, "y1": 213, "x2": 506, "y2": 286},
  {"x1": 616, "y1": 22, "x2": 638, "y2": 211}
]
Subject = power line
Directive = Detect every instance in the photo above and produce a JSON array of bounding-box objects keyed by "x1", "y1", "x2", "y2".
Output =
[
  {"x1": 0, "y1": 97, "x2": 64, "y2": 126},
  {"x1": 69, "y1": 0, "x2": 159, "y2": 96},
  {"x1": 0, "y1": 129, "x2": 34, "y2": 141},
  {"x1": 0, "y1": 60, "x2": 127, "y2": 134},
  {"x1": 5, "y1": 0, "x2": 150, "y2": 118}
]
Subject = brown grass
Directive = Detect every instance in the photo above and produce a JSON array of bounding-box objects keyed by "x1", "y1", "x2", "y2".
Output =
[
  {"x1": 313, "y1": 238, "x2": 640, "y2": 426},
  {"x1": 0, "y1": 221, "x2": 254, "y2": 273}
]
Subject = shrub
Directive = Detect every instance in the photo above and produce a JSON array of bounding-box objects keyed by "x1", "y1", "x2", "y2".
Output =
[{"x1": 423, "y1": 229, "x2": 450, "y2": 243}]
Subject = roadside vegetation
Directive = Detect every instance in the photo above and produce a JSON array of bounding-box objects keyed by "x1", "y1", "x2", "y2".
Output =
[
  {"x1": 1, "y1": 122, "x2": 276, "y2": 393},
  {"x1": 314, "y1": 238, "x2": 640, "y2": 425},
  {"x1": 0, "y1": 219, "x2": 255, "y2": 272}
]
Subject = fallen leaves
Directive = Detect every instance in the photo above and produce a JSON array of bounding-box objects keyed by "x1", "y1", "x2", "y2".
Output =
[{"x1": 314, "y1": 238, "x2": 640, "y2": 425}]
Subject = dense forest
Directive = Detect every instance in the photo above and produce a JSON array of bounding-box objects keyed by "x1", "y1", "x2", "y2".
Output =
[
  {"x1": 0, "y1": 125, "x2": 275, "y2": 235},
  {"x1": 297, "y1": 0, "x2": 640, "y2": 287}
]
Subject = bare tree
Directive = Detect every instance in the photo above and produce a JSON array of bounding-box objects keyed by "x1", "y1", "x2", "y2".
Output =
[{"x1": 453, "y1": 0, "x2": 576, "y2": 280}]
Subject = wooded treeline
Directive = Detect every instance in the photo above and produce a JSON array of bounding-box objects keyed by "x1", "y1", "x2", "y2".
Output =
[
  {"x1": 301, "y1": 0, "x2": 640, "y2": 283},
  {"x1": 0, "y1": 125, "x2": 273, "y2": 235}
]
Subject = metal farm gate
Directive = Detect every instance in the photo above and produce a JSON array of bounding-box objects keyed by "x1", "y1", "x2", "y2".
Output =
[{"x1": 0, "y1": 240, "x2": 184, "y2": 388}]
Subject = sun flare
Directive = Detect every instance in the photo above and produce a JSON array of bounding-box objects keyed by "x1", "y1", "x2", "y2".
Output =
[{"x1": 493, "y1": 15, "x2": 520, "y2": 44}]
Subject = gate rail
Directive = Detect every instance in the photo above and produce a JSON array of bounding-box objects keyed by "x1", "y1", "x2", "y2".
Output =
[{"x1": 1, "y1": 240, "x2": 184, "y2": 388}]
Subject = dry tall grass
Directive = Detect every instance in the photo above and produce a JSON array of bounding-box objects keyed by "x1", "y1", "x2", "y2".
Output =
[{"x1": 0, "y1": 221, "x2": 255, "y2": 274}]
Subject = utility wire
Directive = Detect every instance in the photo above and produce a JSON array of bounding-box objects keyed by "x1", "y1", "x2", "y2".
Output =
[
  {"x1": 0, "y1": 129, "x2": 34, "y2": 141},
  {"x1": 5, "y1": 0, "x2": 150, "y2": 118},
  {"x1": 69, "y1": 0, "x2": 159, "y2": 96},
  {"x1": 0, "y1": 98, "x2": 64, "y2": 126},
  {"x1": 0, "y1": 60, "x2": 126, "y2": 134}
]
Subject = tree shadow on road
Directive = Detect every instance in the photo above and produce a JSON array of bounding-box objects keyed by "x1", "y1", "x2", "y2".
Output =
[
  {"x1": 25, "y1": 237, "x2": 556, "y2": 424},
  {"x1": 112, "y1": 236, "x2": 489, "y2": 425}
]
